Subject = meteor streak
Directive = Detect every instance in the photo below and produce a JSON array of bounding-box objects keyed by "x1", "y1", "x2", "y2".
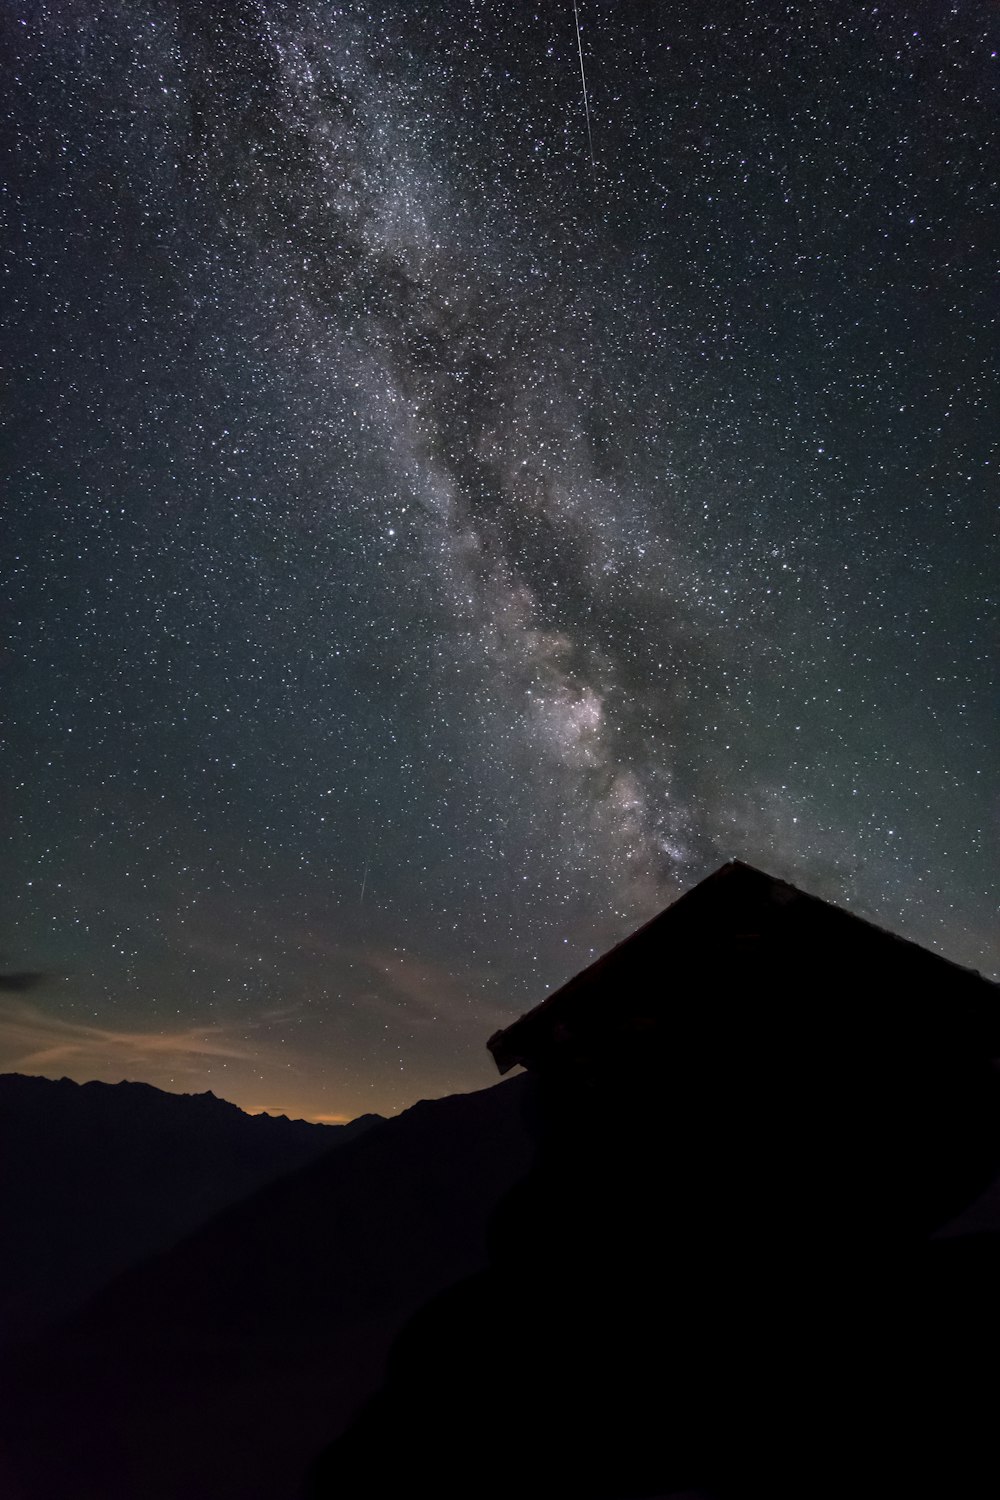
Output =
[{"x1": 572, "y1": 0, "x2": 596, "y2": 173}]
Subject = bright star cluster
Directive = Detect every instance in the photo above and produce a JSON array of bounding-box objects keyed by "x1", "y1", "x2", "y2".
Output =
[{"x1": 3, "y1": 1, "x2": 997, "y2": 1119}]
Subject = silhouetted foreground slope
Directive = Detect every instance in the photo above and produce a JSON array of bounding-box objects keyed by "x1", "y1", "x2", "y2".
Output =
[
  {"x1": 311, "y1": 863, "x2": 1000, "y2": 1500},
  {"x1": 0, "y1": 1075, "x2": 532, "y2": 1500},
  {"x1": 0, "y1": 1073, "x2": 377, "y2": 1350}
]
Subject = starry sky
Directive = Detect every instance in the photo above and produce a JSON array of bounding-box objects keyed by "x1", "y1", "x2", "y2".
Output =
[{"x1": 4, "y1": 0, "x2": 997, "y2": 1121}]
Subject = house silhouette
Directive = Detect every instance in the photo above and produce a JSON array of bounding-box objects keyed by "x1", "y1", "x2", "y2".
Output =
[{"x1": 309, "y1": 862, "x2": 1000, "y2": 1499}]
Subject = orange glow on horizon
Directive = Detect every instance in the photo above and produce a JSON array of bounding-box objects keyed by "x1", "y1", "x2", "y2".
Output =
[{"x1": 245, "y1": 1104, "x2": 354, "y2": 1125}]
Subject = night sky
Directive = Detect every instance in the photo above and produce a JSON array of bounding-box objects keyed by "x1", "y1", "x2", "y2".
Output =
[{"x1": 4, "y1": 1, "x2": 997, "y2": 1121}]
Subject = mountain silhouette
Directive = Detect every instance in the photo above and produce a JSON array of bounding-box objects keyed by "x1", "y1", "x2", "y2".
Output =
[
  {"x1": 0, "y1": 1075, "x2": 533, "y2": 1500},
  {"x1": 0, "y1": 1072, "x2": 379, "y2": 1350}
]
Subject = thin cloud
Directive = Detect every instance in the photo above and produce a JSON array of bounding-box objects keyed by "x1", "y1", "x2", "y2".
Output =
[
  {"x1": 0, "y1": 999, "x2": 262, "y2": 1078},
  {"x1": 358, "y1": 948, "x2": 509, "y2": 1030},
  {"x1": 0, "y1": 971, "x2": 46, "y2": 993}
]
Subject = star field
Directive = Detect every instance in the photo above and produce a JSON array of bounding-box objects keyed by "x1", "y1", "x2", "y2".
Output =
[{"x1": 3, "y1": 1, "x2": 997, "y2": 1119}]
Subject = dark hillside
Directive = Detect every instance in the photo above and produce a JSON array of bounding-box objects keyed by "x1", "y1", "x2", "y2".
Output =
[
  {"x1": 0, "y1": 1074, "x2": 533, "y2": 1500},
  {"x1": 0, "y1": 1072, "x2": 378, "y2": 1348}
]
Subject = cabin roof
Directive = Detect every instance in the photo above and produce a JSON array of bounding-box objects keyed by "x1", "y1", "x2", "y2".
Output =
[{"x1": 487, "y1": 861, "x2": 999, "y2": 1076}]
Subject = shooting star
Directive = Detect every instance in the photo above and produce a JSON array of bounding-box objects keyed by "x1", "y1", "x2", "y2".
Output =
[{"x1": 572, "y1": 0, "x2": 596, "y2": 173}]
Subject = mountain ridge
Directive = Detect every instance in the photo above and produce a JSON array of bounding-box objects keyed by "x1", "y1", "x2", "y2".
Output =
[
  {"x1": 0, "y1": 1070, "x2": 381, "y2": 1350},
  {"x1": 0, "y1": 1070, "x2": 378, "y2": 1128},
  {"x1": 0, "y1": 1074, "x2": 534, "y2": 1500}
]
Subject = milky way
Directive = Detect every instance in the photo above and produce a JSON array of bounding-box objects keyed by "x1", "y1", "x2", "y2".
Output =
[{"x1": 4, "y1": 1, "x2": 997, "y2": 1117}]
